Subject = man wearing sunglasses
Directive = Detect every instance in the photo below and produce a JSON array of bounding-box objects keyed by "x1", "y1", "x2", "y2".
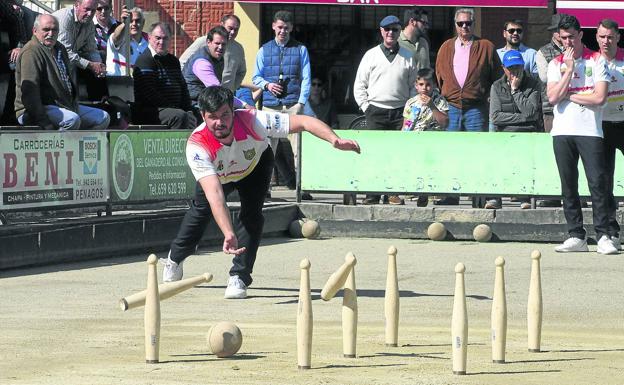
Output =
[
  {"x1": 354, "y1": 14, "x2": 417, "y2": 205},
  {"x1": 399, "y1": 7, "x2": 430, "y2": 70},
  {"x1": 433, "y1": 8, "x2": 501, "y2": 206},
  {"x1": 496, "y1": 19, "x2": 538, "y2": 76},
  {"x1": 93, "y1": 0, "x2": 119, "y2": 62}
]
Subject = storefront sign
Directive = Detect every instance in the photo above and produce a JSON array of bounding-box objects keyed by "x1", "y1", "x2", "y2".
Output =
[
  {"x1": 236, "y1": 0, "x2": 548, "y2": 7},
  {"x1": 556, "y1": 1, "x2": 624, "y2": 28},
  {"x1": 109, "y1": 132, "x2": 195, "y2": 203},
  {"x1": 0, "y1": 132, "x2": 108, "y2": 210}
]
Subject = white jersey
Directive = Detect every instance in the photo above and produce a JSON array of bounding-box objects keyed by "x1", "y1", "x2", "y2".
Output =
[
  {"x1": 186, "y1": 109, "x2": 289, "y2": 184},
  {"x1": 106, "y1": 32, "x2": 149, "y2": 76},
  {"x1": 547, "y1": 48, "x2": 610, "y2": 137},
  {"x1": 603, "y1": 48, "x2": 624, "y2": 122}
]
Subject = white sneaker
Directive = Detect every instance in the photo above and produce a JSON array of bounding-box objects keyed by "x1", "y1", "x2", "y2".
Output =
[
  {"x1": 611, "y1": 236, "x2": 622, "y2": 251},
  {"x1": 597, "y1": 235, "x2": 619, "y2": 255},
  {"x1": 224, "y1": 275, "x2": 247, "y2": 299},
  {"x1": 161, "y1": 252, "x2": 183, "y2": 282},
  {"x1": 554, "y1": 237, "x2": 588, "y2": 252}
]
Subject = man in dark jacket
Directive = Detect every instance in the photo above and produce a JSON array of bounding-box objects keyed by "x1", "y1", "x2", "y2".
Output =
[
  {"x1": 15, "y1": 14, "x2": 109, "y2": 130},
  {"x1": 486, "y1": 50, "x2": 541, "y2": 209}
]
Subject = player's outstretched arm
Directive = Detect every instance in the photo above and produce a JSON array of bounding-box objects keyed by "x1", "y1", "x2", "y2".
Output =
[{"x1": 289, "y1": 115, "x2": 361, "y2": 154}]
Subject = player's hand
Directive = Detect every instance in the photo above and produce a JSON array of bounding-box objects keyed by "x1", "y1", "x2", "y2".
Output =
[
  {"x1": 563, "y1": 47, "x2": 575, "y2": 71},
  {"x1": 333, "y1": 138, "x2": 361, "y2": 154},
  {"x1": 223, "y1": 233, "x2": 246, "y2": 255},
  {"x1": 509, "y1": 74, "x2": 520, "y2": 91},
  {"x1": 419, "y1": 94, "x2": 432, "y2": 107}
]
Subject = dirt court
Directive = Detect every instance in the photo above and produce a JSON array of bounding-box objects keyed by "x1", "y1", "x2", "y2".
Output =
[{"x1": 1, "y1": 237, "x2": 623, "y2": 385}]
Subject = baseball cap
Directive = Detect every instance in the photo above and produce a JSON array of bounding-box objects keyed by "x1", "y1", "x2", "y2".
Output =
[
  {"x1": 380, "y1": 15, "x2": 401, "y2": 28},
  {"x1": 547, "y1": 13, "x2": 565, "y2": 31},
  {"x1": 503, "y1": 50, "x2": 524, "y2": 68}
]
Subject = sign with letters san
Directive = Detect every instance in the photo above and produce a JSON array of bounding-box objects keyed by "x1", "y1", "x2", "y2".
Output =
[
  {"x1": 0, "y1": 132, "x2": 109, "y2": 210},
  {"x1": 236, "y1": 0, "x2": 548, "y2": 7}
]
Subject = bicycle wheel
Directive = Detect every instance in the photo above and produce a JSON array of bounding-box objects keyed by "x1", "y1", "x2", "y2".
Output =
[{"x1": 348, "y1": 115, "x2": 367, "y2": 130}]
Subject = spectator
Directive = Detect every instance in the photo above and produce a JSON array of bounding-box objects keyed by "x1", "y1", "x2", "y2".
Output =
[
  {"x1": 496, "y1": 19, "x2": 538, "y2": 76},
  {"x1": 354, "y1": 14, "x2": 417, "y2": 205},
  {"x1": 487, "y1": 50, "x2": 541, "y2": 210},
  {"x1": 547, "y1": 14, "x2": 616, "y2": 255},
  {"x1": 106, "y1": 6, "x2": 148, "y2": 76},
  {"x1": 93, "y1": 0, "x2": 119, "y2": 62},
  {"x1": 15, "y1": 14, "x2": 109, "y2": 130},
  {"x1": 183, "y1": 26, "x2": 251, "y2": 110},
  {"x1": 161, "y1": 86, "x2": 360, "y2": 299},
  {"x1": 0, "y1": 0, "x2": 27, "y2": 124},
  {"x1": 399, "y1": 7, "x2": 430, "y2": 70},
  {"x1": 308, "y1": 77, "x2": 337, "y2": 128},
  {"x1": 434, "y1": 8, "x2": 501, "y2": 205},
  {"x1": 133, "y1": 22, "x2": 195, "y2": 130},
  {"x1": 179, "y1": 14, "x2": 246, "y2": 93},
  {"x1": 401, "y1": 67, "x2": 449, "y2": 207},
  {"x1": 53, "y1": 0, "x2": 107, "y2": 101},
  {"x1": 252, "y1": 10, "x2": 311, "y2": 196},
  {"x1": 596, "y1": 19, "x2": 624, "y2": 251},
  {"x1": 536, "y1": 13, "x2": 566, "y2": 133}
]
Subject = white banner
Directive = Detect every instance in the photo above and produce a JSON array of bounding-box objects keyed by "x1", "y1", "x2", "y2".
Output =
[{"x1": 1, "y1": 132, "x2": 109, "y2": 210}]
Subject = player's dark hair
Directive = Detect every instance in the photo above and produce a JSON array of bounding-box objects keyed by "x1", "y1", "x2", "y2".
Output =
[
  {"x1": 598, "y1": 18, "x2": 619, "y2": 32},
  {"x1": 558, "y1": 14, "x2": 581, "y2": 32},
  {"x1": 198, "y1": 86, "x2": 234, "y2": 113},
  {"x1": 503, "y1": 19, "x2": 524, "y2": 30},
  {"x1": 273, "y1": 10, "x2": 293, "y2": 24},
  {"x1": 207, "y1": 26, "x2": 228, "y2": 41},
  {"x1": 416, "y1": 68, "x2": 436, "y2": 85}
]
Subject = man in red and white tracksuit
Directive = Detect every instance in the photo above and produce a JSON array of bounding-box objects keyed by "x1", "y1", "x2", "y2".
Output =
[{"x1": 162, "y1": 86, "x2": 360, "y2": 299}]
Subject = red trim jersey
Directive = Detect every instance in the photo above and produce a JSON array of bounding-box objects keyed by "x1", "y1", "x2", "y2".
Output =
[
  {"x1": 186, "y1": 109, "x2": 289, "y2": 183},
  {"x1": 604, "y1": 48, "x2": 624, "y2": 122},
  {"x1": 547, "y1": 47, "x2": 610, "y2": 137}
]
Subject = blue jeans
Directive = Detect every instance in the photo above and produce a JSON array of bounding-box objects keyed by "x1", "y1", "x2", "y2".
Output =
[
  {"x1": 447, "y1": 105, "x2": 487, "y2": 132},
  {"x1": 19, "y1": 104, "x2": 110, "y2": 130}
]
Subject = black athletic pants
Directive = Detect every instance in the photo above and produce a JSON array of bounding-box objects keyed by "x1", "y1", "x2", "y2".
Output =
[{"x1": 603, "y1": 121, "x2": 624, "y2": 237}]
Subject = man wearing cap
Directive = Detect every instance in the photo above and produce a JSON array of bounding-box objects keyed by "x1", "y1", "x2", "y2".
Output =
[
  {"x1": 596, "y1": 18, "x2": 624, "y2": 251},
  {"x1": 547, "y1": 14, "x2": 616, "y2": 255},
  {"x1": 487, "y1": 50, "x2": 542, "y2": 209},
  {"x1": 353, "y1": 14, "x2": 417, "y2": 205}
]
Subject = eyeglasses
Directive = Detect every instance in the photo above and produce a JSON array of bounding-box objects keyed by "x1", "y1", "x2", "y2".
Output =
[
  {"x1": 311, "y1": 82, "x2": 323, "y2": 87},
  {"x1": 383, "y1": 27, "x2": 400, "y2": 33},
  {"x1": 456, "y1": 21, "x2": 473, "y2": 28},
  {"x1": 506, "y1": 28, "x2": 523, "y2": 34},
  {"x1": 96, "y1": 6, "x2": 110, "y2": 11}
]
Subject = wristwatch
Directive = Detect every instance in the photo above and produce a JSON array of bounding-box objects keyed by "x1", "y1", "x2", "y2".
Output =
[{"x1": 264, "y1": 83, "x2": 269, "y2": 91}]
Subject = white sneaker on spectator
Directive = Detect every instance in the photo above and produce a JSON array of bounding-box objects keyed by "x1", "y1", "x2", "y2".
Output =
[
  {"x1": 224, "y1": 275, "x2": 247, "y2": 299},
  {"x1": 611, "y1": 236, "x2": 622, "y2": 251},
  {"x1": 554, "y1": 237, "x2": 588, "y2": 252},
  {"x1": 161, "y1": 252, "x2": 183, "y2": 282},
  {"x1": 597, "y1": 235, "x2": 619, "y2": 255}
]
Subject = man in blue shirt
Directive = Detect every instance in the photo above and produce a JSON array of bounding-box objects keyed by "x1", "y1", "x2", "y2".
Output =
[
  {"x1": 496, "y1": 19, "x2": 538, "y2": 76},
  {"x1": 252, "y1": 10, "x2": 311, "y2": 197}
]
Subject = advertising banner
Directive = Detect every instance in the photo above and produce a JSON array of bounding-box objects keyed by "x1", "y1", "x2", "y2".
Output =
[
  {"x1": 556, "y1": 1, "x2": 624, "y2": 28},
  {"x1": 0, "y1": 132, "x2": 108, "y2": 210},
  {"x1": 236, "y1": 0, "x2": 548, "y2": 7},
  {"x1": 109, "y1": 131, "x2": 195, "y2": 203}
]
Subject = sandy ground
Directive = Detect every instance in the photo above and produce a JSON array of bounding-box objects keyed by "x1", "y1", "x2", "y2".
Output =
[{"x1": 1, "y1": 237, "x2": 623, "y2": 385}]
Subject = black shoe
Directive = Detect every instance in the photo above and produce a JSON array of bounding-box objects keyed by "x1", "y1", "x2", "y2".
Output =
[
  {"x1": 537, "y1": 199, "x2": 561, "y2": 208},
  {"x1": 416, "y1": 195, "x2": 429, "y2": 207},
  {"x1": 434, "y1": 196, "x2": 459, "y2": 206},
  {"x1": 301, "y1": 192, "x2": 313, "y2": 201},
  {"x1": 362, "y1": 196, "x2": 380, "y2": 205}
]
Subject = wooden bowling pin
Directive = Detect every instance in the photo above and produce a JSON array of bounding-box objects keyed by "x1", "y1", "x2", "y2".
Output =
[
  {"x1": 120, "y1": 273, "x2": 213, "y2": 311},
  {"x1": 452, "y1": 263, "x2": 467, "y2": 375},
  {"x1": 297, "y1": 258, "x2": 313, "y2": 369},
  {"x1": 527, "y1": 250, "x2": 543, "y2": 352},
  {"x1": 385, "y1": 246, "x2": 399, "y2": 347},
  {"x1": 491, "y1": 256, "x2": 507, "y2": 363},
  {"x1": 342, "y1": 265, "x2": 357, "y2": 358},
  {"x1": 321, "y1": 252, "x2": 357, "y2": 301},
  {"x1": 144, "y1": 254, "x2": 161, "y2": 363}
]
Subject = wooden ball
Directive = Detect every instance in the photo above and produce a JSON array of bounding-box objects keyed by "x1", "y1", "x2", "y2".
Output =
[
  {"x1": 473, "y1": 224, "x2": 492, "y2": 242},
  {"x1": 301, "y1": 220, "x2": 320, "y2": 239},
  {"x1": 288, "y1": 219, "x2": 305, "y2": 238},
  {"x1": 207, "y1": 321, "x2": 242, "y2": 358},
  {"x1": 427, "y1": 222, "x2": 447, "y2": 241}
]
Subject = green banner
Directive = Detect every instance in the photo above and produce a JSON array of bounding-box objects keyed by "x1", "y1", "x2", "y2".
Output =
[
  {"x1": 109, "y1": 131, "x2": 195, "y2": 202},
  {"x1": 301, "y1": 131, "x2": 624, "y2": 196}
]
